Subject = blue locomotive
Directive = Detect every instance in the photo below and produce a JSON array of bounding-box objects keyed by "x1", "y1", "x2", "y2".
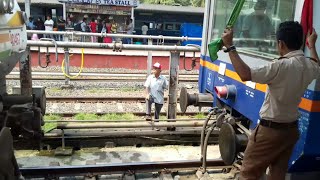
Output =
[{"x1": 180, "y1": 0, "x2": 320, "y2": 178}]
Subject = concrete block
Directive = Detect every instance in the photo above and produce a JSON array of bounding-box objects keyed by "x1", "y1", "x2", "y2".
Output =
[
  {"x1": 159, "y1": 173, "x2": 173, "y2": 180},
  {"x1": 123, "y1": 174, "x2": 136, "y2": 180},
  {"x1": 54, "y1": 147, "x2": 73, "y2": 156}
]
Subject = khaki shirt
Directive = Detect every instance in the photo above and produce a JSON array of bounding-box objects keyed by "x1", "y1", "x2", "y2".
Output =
[{"x1": 251, "y1": 50, "x2": 320, "y2": 123}]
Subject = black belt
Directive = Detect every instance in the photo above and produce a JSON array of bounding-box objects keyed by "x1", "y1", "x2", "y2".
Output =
[{"x1": 259, "y1": 119, "x2": 297, "y2": 129}]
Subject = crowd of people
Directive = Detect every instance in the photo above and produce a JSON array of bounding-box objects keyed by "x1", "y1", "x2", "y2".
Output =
[{"x1": 27, "y1": 15, "x2": 136, "y2": 44}]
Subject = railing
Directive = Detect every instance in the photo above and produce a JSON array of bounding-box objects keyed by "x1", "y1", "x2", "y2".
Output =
[{"x1": 26, "y1": 32, "x2": 202, "y2": 120}]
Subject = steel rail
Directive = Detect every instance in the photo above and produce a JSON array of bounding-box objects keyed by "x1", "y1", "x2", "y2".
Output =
[
  {"x1": 46, "y1": 96, "x2": 175, "y2": 102},
  {"x1": 6, "y1": 77, "x2": 198, "y2": 82},
  {"x1": 8, "y1": 71, "x2": 198, "y2": 78},
  {"x1": 27, "y1": 30, "x2": 202, "y2": 41},
  {"x1": 45, "y1": 118, "x2": 207, "y2": 123},
  {"x1": 27, "y1": 41, "x2": 200, "y2": 52},
  {"x1": 44, "y1": 128, "x2": 219, "y2": 138},
  {"x1": 20, "y1": 159, "x2": 226, "y2": 178},
  {"x1": 56, "y1": 112, "x2": 205, "y2": 117},
  {"x1": 57, "y1": 121, "x2": 212, "y2": 129}
]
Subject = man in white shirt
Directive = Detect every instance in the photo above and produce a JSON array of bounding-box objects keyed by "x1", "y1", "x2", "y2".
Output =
[
  {"x1": 80, "y1": 18, "x2": 87, "y2": 42},
  {"x1": 141, "y1": 23, "x2": 148, "y2": 44},
  {"x1": 44, "y1": 15, "x2": 54, "y2": 39},
  {"x1": 144, "y1": 62, "x2": 168, "y2": 122}
]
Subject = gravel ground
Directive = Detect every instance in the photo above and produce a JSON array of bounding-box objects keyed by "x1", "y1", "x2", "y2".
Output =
[
  {"x1": 11, "y1": 66, "x2": 199, "y2": 75},
  {"x1": 46, "y1": 102, "x2": 210, "y2": 114},
  {"x1": 6, "y1": 80, "x2": 199, "y2": 97}
]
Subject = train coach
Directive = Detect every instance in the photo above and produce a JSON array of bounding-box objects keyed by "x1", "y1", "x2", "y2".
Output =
[
  {"x1": 180, "y1": 0, "x2": 320, "y2": 178},
  {"x1": 134, "y1": 4, "x2": 204, "y2": 44}
]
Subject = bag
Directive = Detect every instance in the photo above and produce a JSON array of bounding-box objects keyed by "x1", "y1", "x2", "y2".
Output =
[
  {"x1": 31, "y1": 34, "x2": 39, "y2": 41},
  {"x1": 85, "y1": 25, "x2": 91, "y2": 32},
  {"x1": 74, "y1": 23, "x2": 81, "y2": 31}
]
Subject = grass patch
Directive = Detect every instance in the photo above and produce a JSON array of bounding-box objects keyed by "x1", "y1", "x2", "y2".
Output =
[
  {"x1": 120, "y1": 87, "x2": 140, "y2": 92},
  {"x1": 42, "y1": 114, "x2": 61, "y2": 133},
  {"x1": 48, "y1": 87, "x2": 62, "y2": 93},
  {"x1": 85, "y1": 88, "x2": 111, "y2": 94},
  {"x1": 195, "y1": 112, "x2": 206, "y2": 119},
  {"x1": 85, "y1": 88, "x2": 141, "y2": 94},
  {"x1": 74, "y1": 113, "x2": 99, "y2": 120},
  {"x1": 42, "y1": 123, "x2": 57, "y2": 133},
  {"x1": 100, "y1": 113, "x2": 137, "y2": 121},
  {"x1": 73, "y1": 113, "x2": 138, "y2": 121},
  {"x1": 44, "y1": 114, "x2": 61, "y2": 121}
]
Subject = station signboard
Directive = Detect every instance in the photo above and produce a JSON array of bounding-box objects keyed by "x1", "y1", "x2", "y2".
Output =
[{"x1": 59, "y1": 0, "x2": 139, "y2": 7}]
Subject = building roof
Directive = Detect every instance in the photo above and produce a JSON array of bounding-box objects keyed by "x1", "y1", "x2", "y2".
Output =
[
  {"x1": 17, "y1": 0, "x2": 63, "y2": 5},
  {"x1": 135, "y1": 4, "x2": 204, "y2": 14}
]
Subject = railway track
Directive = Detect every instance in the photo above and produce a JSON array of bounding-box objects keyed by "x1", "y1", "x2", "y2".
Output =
[
  {"x1": 20, "y1": 159, "x2": 229, "y2": 179},
  {"x1": 46, "y1": 96, "x2": 178, "y2": 103},
  {"x1": 6, "y1": 72, "x2": 199, "y2": 82},
  {"x1": 53, "y1": 112, "x2": 204, "y2": 118}
]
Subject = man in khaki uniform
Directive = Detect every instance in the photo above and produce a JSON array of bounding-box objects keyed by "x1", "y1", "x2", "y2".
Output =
[{"x1": 221, "y1": 21, "x2": 320, "y2": 179}]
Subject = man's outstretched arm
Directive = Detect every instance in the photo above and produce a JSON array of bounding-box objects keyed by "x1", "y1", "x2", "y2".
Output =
[
  {"x1": 222, "y1": 28, "x2": 252, "y2": 81},
  {"x1": 308, "y1": 28, "x2": 319, "y2": 63}
]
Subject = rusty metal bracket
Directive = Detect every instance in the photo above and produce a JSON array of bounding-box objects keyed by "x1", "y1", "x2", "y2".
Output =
[
  {"x1": 37, "y1": 46, "x2": 50, "y2": 68},
  {"x1": 183, "y1": 44, "x2": 200, "y2": 71},
  {"x1": 40, "y1": 38, "x2": 58, "y2": 62}
]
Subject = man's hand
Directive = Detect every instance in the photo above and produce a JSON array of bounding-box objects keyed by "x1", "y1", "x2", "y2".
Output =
[
  {"x1": 222, "y1": 28, "x2": 234, "y2": 48},
  {"x1": 308, "y1": 28, "x2": 318, "y2": 48},
  {"x1": 145, "y1": 94, "x2": 150, "y2": 100}
]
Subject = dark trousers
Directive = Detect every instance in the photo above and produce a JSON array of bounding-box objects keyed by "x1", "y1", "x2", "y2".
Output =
[{"x1": 146, "y1": 96, "x2": 163, "y2": 121}]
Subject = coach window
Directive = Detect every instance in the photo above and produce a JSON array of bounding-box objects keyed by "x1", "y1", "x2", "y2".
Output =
[
  {"x1": 165, "y1": 23, "x2": 175, "y2": 31},
  {"x1": 212, "y1": 0, "x2": 296, "y2": 57},
  {"x1": 175, "y1": 24, "x2": 181, "y2": 31}
]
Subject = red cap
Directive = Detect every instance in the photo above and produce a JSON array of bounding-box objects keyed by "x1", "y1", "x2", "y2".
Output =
[{"x1": 153, "y1": 62, "x2": 162, "y2": 69}]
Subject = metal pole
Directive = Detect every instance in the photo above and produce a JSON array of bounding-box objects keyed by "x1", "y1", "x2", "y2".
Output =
[
  {"x1": 167, "y1": 51, "x2": 180, "y2": 120},
  {"x1": 25, "y1": 0, "x2": 31, "y2": 18},
  {"x1": 27, "y1": 30, "x2": 202, "y2": 41},
  {"x1": 0, "y1": 77, "x2": 6, "y2": 95},
  {"x1": 61, "y1": 129, "x2": 65, "y2": 149},
  {"x1": 27, "y1": 41, "x2": 200, "y2": 52},
  {"x1": 64, "y1": 47, "x2": 70, "y2": 85},
  {"x1": 19, "y1": 48, "x2": 32, "y2": 96},
  {"x1": 147, "y1": 38, "x2": 153, "y2": 76},
  {"x1": 62, "y1": 3, "x2": 66, "y2": 20}
]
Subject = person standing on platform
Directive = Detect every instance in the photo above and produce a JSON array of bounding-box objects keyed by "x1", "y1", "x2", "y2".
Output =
[
  {"x1": 97, "y1": 19, "x2": 103, "y2": 43},
  {"x1": 57, "y1": 16, "x2": 66, "y2": 41},
  {"x1": 111, "y1": 19, "x2": 118, "y2": 42},
  {"x1": 44, "y1": 15, "x2": 54, "y2": 39},
  {"x1": 80, "y1": 18, "x2": 88, "y2": 42},
  {"x1": 126, "y1": 19, "x2": 134, "y2": 44},
  {"x1": 89, "y1": 18, "x2": 97, "y2": 42},
  {"x1": 144, "y1": 62, "x2": 168, "y2": 123},
  {"x1": 103, "y1": 19, "x2": 112, "y2": 43},
  {"x1": 35, "y1": 17, "x2": 44, "y2": 39},
  {"x1": 141, "y1": 23, "x2": 148, "y2": 44}
]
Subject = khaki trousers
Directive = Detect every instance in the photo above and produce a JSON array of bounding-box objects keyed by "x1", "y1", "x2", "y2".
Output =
[{"x1": 240, "y1": 124, "x2": 299, "y2": 180}]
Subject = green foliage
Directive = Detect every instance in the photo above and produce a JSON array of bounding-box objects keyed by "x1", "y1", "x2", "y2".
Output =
[
  {"x1": 74, "y1": 113, "x2": 99, "y2": 120},
  {"x1": 100, "y1": 113, "x2": 137, "y2": 120},
  {"x1": 42, "y1": 123, "x2": 57, "y2": 133},
  {"x1": 44, "y1": 114, "x2": 62, "y2": 121},
  {"x1": 194, "y1": 112, "x2": 206, "y2": 119}
]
